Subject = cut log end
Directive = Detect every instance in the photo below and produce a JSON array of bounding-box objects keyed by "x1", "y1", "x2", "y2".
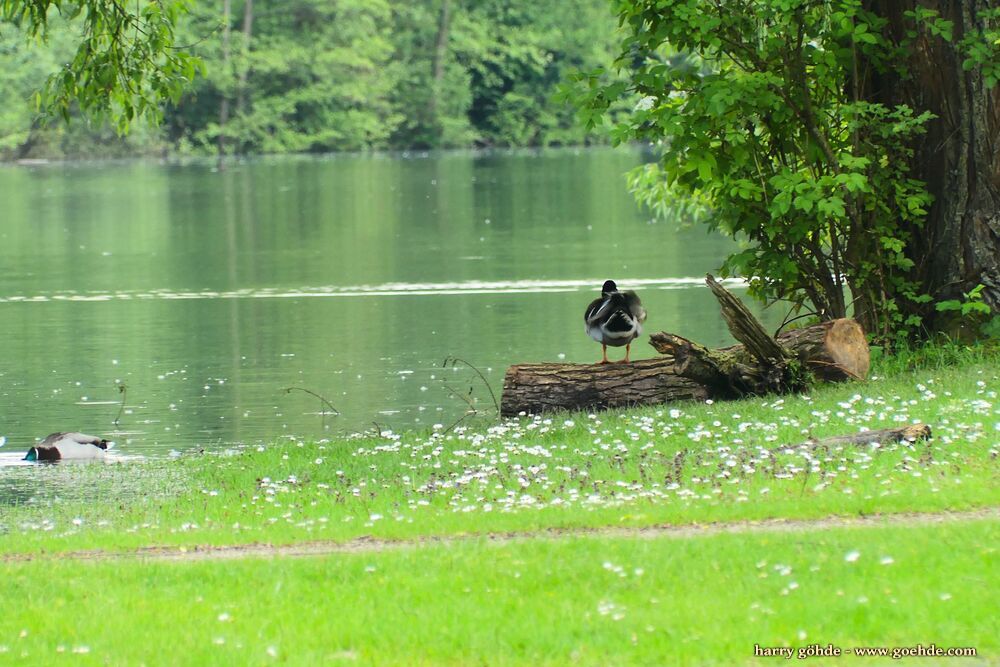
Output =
[
  {"x1": 820, "y1": 318, "x2": 870, "y2": 380},
  {"x1": 778, "y1": 318, "x2": 870, "y2": 382}
]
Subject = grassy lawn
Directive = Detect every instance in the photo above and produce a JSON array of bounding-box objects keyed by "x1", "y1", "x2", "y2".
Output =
[
  {"x1": 1, "y1": 345, "x2": 997, "y2": 665},
  {"x1": 1, "y1": 349, "x2": 997, "y2": 554},
  {"x1": 0, "y1": 519, "x2": 995, "y2": 665}
]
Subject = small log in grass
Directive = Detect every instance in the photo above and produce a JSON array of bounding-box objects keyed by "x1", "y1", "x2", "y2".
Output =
[{"x1": 804, "y1": 423, "x2": 931, "y2": 449}]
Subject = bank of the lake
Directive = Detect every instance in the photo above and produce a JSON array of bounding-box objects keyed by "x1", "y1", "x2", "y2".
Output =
[
  {"x1": 0, "y1": 346, "x2": 997, "y2": 665},
  {"x1": 2, "y1": 344, "x2": 997, "y2": 556}
]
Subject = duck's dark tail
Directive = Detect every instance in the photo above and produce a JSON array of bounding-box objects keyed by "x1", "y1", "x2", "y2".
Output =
[{"x1": 604, "y1": 310, "x2": 636, "y2": 333}]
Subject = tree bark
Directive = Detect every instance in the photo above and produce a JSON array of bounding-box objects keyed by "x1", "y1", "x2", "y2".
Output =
[
  {"x1": 706, "y1": 274, "x2": 788, "y2": 363},
  {"x1": 427, "y1": 0, "x2": 451, "y2": 140},
  {"x1": 235, "y1": 0, "x2": 254, "y2": 120},
  {"x1": 774, "y1": 319, "x2": 871, "y2": 381},
  {"x1": 217, "y1": 0, "x2": 232, "y2": 171},
  {"x1": 868, "y1": 0, "x2": 1000, "y2": 323},
  {"x1": 501, "y1": 358, "x2": 707, "y2": 417}
]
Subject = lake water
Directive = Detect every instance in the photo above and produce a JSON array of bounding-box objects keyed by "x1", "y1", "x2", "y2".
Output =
[{"x1": 0, "y1": 147, "x2": 779, "y2": 463}]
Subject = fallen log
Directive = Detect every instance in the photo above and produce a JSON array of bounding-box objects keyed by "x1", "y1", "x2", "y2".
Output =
[
  {"x1": 500, "y1": 274, "x2": 869, "y2": 416},
  {"x1": 650, "y1": 317, "x2": 870, "y2": 398},
  {"x1": 500, "y1": 357, "x2": 707, "y2": 417}
]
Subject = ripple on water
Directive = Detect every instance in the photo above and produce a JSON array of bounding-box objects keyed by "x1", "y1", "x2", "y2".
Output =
[{"x1": 0, "y1": 276, "x2": 749, "y2": 303}]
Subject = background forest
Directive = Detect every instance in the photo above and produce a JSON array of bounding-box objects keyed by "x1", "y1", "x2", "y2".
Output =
[{"x1": 0, "y1": 0, "x2": 621, "y2": 160}]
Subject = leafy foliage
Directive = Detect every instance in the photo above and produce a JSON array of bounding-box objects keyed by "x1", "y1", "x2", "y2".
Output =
[
  {"x1": 0, "y1": 0, "x2": 622, "y2": 155},
  {"x1": 573, "y1": 0, "x2": 1000, "y2": 344},
  {"x1": 0, "y1": 0, "x2": 201, "y2": 132}
]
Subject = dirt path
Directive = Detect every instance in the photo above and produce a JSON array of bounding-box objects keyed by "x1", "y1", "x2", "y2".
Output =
[{"x1": 4, "y1": 507, "x2": 997, "y2": 564}]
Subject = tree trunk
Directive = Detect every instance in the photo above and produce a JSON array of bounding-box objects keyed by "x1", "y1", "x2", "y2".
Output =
[
  {"x1": 868, "y1": 1, "x2": 1000, "y2": 325},
  {"x1": 649, "y1": 318, "x2": 869, "y2": 399},
  {"x1": 217, "y1": 0, "x2": 232, "y2": 171},
  {"x1": 501, "y1": 318, "x2": 868, "y2": 416},
  {"x1": 235, "y1": 0, "x2": 254, "y2": 121},
  {"x1": 427, "y1": 0, "x2": 451, "y2": 138},
  {"x1": 772, "y1": 319, "x2": 871, "y2": 381}
]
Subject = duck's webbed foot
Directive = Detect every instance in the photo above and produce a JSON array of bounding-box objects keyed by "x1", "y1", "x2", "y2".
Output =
[
  {"x1": 597, "y1": 344, "x2": 610, "y2": 365},
  {"x1": 616, "y1": 343, "x2": 632, "y2": 364}
]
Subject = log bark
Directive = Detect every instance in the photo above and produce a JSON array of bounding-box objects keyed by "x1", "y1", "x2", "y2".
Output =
[
  {"x1": 501, "y1": 358, "x2": 707, "y2": 417},
  {"x1": 706, "y1": 274, "x2": 788, "y2": 363}
]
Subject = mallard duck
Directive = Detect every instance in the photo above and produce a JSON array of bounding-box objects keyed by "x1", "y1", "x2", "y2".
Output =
[
  {"x1": 584, "y1": 280, "x2": 647, "y2": 364},
  {"x1": 24, "y1": 432, "x2": 111, "y2": 461}
]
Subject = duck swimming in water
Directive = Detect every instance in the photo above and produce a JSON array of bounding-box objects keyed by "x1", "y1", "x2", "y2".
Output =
[
  {"x1": 584, "y1": 280, "x2": 647, "y2": 364},
  {"x1": 24, "y1": 432, "x2": 111, "y2": 461}
]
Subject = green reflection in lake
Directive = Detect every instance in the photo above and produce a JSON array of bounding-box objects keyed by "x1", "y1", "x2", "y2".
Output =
[{"x1": 0, "y1": 147, "x2": 779, "y2": 461}]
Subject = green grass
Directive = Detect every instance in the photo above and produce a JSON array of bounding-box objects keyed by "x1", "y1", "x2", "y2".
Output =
[
  {"x1": 1, "y1": 344, "x2": 997, "y2": 665},
  {"x1": 1, "y1": 351, "x2": 998, "y2": 555},
  {"x1": 0, "y1": 519, "x2": 995, "y2": 665}
]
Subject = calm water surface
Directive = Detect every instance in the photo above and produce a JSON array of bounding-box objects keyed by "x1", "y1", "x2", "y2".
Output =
[{"x1": 0, "y1": 147, "x2": 778, "y2": 466}]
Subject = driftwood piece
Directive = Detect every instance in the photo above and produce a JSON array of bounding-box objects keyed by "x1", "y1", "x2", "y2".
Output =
[
  {"x1": 805, "y1": 424, "x2": 931, "y2": 449},
  {"x1": 500, "y1": 358, "x2": 707, "y2": 417}
]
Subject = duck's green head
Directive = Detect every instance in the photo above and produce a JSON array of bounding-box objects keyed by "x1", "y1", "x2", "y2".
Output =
[
  {"x1": 24, "y1": 447, "x2": 38, "y2": 462},
  {"x1": 602, "y1": 280, "x2": 618, "y2": 295}
]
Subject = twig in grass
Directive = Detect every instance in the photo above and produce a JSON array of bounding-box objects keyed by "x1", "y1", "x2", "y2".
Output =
[
  {"x1": 441, "y1": 381, "x2": 478, "y2": 412},
  {"x1": 439, "y1": 381, "x2": 479, "y2": 434},
  {"x1": 283, "y1": 387, "x2": 340, "y2": 432},
  {"x1": 803, "y1": 424, "x2": 931, "y2": 450},
  {"x1": 113, "y1": 382, "x2": 128, "y2": 427},
  {"x1": 442, "y1": 411, "x2": 474, "y2": 435},
  {"x1": 442, "y1": 356, "x2": 499, "y2": 415}
]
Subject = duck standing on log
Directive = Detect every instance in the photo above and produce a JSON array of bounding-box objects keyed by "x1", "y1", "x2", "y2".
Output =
[{"x1": 584, "y1": 280, "x2": 647, "y2": 364}]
